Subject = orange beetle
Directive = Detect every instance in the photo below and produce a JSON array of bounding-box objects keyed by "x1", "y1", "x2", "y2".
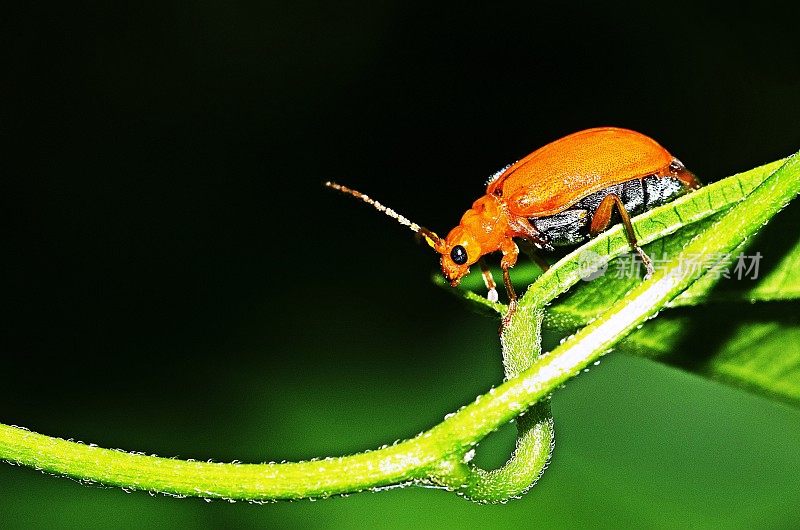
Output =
[{"x1": 327, "y1": 127, "x2": 700, "y2": 324}]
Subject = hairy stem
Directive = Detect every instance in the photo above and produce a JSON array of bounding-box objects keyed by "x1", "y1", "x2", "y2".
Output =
[{"x1": 430, "y1": 305, "x2": 555, "y2": 502}]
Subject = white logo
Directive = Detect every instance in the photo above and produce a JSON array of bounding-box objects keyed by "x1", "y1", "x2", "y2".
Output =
[{"x1": 577, "y1": 250, "x2": 608, "y2": 281}]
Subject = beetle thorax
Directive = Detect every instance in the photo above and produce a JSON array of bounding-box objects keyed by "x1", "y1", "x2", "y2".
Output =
[{"x1": 457, "y1": 194, "x2": 511, "y2": 252}]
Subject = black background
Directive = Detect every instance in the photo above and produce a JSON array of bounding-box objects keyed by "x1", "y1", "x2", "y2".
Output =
[{"x1": 3, "y1": 2, "x2": 800, "y2": 527}]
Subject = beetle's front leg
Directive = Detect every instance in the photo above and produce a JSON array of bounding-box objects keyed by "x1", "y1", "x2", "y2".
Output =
[
  {"x1": 499, "y1": 239, "x2": 520, "y2": 329},
  {"x1": 478, "y1": 258, "x2": 499, "y2": 303}
]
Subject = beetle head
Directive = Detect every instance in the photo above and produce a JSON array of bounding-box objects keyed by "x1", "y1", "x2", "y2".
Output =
[{"x1": 438, "y1": 226, "x2": 481, "y2": 286}]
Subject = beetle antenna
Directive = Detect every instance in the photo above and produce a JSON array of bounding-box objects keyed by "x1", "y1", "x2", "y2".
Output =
[{"x1": 325, "y1": 181, "x2": 442, "y2": 248}]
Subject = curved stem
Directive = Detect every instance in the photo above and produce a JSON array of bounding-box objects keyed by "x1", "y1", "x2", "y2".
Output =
[
  {"x1": 430, "y1": 306, "x2": 555, "y2": 503},
  {"x1": 1, "y1": 154, "x2": 797, "y2": 501}
]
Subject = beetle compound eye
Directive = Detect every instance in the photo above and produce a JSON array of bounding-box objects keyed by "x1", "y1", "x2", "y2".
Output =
[{"x1": 450, "y1": 245, "x2": 468, "y2": 265}]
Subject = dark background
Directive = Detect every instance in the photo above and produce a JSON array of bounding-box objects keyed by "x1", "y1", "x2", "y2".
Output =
[{"x1": 3, "y1": 2, "x2": 800, "y2": 527}]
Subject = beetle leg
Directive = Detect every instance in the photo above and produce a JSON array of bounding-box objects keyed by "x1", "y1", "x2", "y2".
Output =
[
  {"x1": 509, "y1": 217, "x2": 554, "y2": 252},
  {"x1": 499, "y1": 239, "x2": 520, "y2": 329},
  {"x1": 501, "y1": 267, "x2": 517, "y2": 329},
  {"x1": 519, "y1": 239, "x2": 551, "y2": 273},
  {"x1": 478, "y1": 258, "x2": 499, "y2": 303},
  {"x1": 590, "y1": 193, "x2": 654, "y2": 278}
]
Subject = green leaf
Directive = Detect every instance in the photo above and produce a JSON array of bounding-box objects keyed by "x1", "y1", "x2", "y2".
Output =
[
  {"x1": 614, "y1": 305, "x2": 800, "y2": 406},
  {"x1": 544, "y1": 202, "x2": 800, "y2": 330}
]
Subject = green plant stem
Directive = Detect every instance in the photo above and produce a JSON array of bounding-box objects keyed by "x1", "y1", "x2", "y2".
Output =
[
  {"x1": 430, "y1": 305, "x2": 555, "y2": 502},
  {"x1": 1, "y1": 154, "x2": 797, "y2": 501}
]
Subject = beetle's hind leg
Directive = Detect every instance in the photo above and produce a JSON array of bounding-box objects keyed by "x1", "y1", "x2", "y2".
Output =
[
  {"x1": 478, "y1": 258, "x2": 499, "y2": 303},
  {"x1": 590, "y1": 193, "x2": 655, "y2": 278}
]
